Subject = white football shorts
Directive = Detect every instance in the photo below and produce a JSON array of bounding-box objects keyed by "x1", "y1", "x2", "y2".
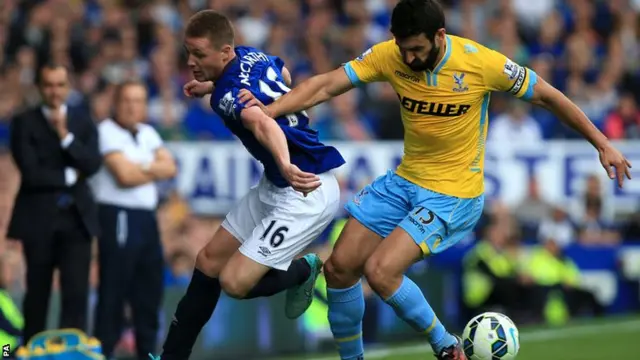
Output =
[{"x1": 222, "y1": 172, "x2": 340, "y2": 270}]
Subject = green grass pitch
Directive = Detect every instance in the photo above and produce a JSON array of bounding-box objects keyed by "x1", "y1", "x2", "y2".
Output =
[{"x1": 278, "y1": 316, "x2": 640, "y2": 360}]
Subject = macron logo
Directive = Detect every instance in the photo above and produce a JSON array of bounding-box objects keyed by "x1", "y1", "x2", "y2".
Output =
[{"x1": 394, "y1": 70, "x2": 420, "y2": 83}]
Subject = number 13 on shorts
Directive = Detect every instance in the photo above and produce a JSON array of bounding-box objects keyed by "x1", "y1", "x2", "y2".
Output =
[
  {"x1": 402, "y1": 206, "x2": 448, "y2": 255},
  {"x1": 399, "y1": 196, "x2": 484, "y2": 257}
]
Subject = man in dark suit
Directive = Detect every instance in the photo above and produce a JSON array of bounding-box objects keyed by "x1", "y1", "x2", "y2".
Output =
[{"x1": 8, "y1": 63, "x2": 102, "y2": 343}]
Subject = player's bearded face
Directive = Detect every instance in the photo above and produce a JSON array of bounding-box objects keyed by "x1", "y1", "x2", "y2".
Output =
[
  {"x1": 398, "y1": 32, "x2": 444, "y2": 72},
  {"x1": 408, "y1": 43, "x2": 440, "y2": 72}
]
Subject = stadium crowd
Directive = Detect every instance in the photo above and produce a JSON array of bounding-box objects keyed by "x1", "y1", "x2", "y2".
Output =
[
  {"x1": 1, "y1": 0, "x2": 640, "y2": 144},
  {"x1": 0, "y1": 0, "x2": 640, "y2": 354}
]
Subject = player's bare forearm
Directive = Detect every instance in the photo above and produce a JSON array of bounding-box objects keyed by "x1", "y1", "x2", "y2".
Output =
[
  {"x1": 528, "y1": 77, "x2": 631, "y2": 186},
  {"x1": 268, "y1": 68, "x2": 353, "y2": 118},
  {"x1": 529, "y1": 78, "x2": 608, "y2": 149},
  {"x1": 241, "y1": 106, "x2": 290, "y2": 169}
]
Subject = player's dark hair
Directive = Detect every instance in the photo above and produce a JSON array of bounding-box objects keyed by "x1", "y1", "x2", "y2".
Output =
[
  {"x1": 390, "y1": 0, "x2": 445, "y2": 41},
  {"x1": 36, "y1": 62, "x2": 68, "y2": 85},
  {"x1": 185, "y1": 10, "x2": 235, "y2": 49}
]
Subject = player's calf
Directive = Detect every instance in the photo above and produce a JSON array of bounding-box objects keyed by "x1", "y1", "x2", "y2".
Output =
[
  {"x1": 365, "y1": 227, "x2": 458, "y2": 355},
  {"x1": 322, "y1": 218, "x2": 382, "y2": 360},
  {"x1": 161, "y1": 227, "x2": 239, "y2": 360},
  {"x1": 365, "y1": 255, "x2": 459, "y2": 354},
  {"x1": 323, "y1": 251, "x2": 367, "y2": 359}
]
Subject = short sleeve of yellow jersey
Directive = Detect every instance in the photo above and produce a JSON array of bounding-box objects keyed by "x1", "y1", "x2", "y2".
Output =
[
  {"x1": 343, "y1": 41, "x2": 393, "y2": 86},
  {"x1": 480, "y1": 47, "x2": 538, "y2": 101}
]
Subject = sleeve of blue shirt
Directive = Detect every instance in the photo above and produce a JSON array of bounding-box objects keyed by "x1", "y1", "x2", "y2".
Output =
[{"x1": 269, "y1": 55, "x2": 285, "y2": 72}]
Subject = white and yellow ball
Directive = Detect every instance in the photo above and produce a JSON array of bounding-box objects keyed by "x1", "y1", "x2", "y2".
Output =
[{"x1": 462, "y1": 312, "x2": 520, "y2": 360}]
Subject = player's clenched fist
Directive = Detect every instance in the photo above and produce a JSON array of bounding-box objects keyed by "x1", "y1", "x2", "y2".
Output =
[
  {"x1": 183, "y1": 80, "x2": 214, "y2": 98},
  {"x1": 280, "y1": 163, "x2": 322, "y2": 196}
]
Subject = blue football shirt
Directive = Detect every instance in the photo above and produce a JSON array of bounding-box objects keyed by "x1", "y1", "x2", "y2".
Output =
[{"x1": 210, "y1": 46, "x2": 345, "y2": 187}]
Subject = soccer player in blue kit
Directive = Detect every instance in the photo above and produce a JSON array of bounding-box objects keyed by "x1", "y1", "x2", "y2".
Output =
[{"x1": 158, "y1": 10, "x2": 346, "y2": 359}]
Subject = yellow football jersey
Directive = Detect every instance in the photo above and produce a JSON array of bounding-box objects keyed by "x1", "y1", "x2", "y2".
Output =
[{"x1": 344, "y1": 35, "x2": 538, "y2": 198}]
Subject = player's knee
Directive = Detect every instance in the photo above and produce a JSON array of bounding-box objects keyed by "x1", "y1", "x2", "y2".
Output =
[
  {"x1": 363, "y1": 255, "x2": 393, "y2": 294},
  {"x1": 195, "y1": 247, "x2": 225, "y2": 278},
  {"x1": 219, "y1": 272, "x2": 250, "y2": 299},
  {"x1": 324, "y1": 254, "x2": 360, "y2": 288}
]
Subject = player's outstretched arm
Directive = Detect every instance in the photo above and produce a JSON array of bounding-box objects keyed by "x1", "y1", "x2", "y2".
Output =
[
  {"x1": 240, "y1": 106, "x2": 321, "y2": 194},
  {"x1": 265, "y1": 68, "x2": 354, "y2": 118},
  {"x1": 528, "y1": 78, "x2": 632, "y2": 187}
]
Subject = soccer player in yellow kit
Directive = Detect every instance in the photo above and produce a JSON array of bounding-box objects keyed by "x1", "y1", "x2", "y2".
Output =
[{"x1": 239, "y1": 0, "x2": 632, "y2": 359}]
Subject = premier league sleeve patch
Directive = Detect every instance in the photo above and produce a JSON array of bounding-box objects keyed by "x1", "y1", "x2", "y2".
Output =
[{"x1": 356, "y1": 48, "x2": 373, "y2": 61}]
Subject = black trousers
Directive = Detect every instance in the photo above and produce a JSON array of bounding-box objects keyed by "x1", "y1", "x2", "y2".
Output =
[
  {"x1": 476, "y1": 278, "x2": 547, "y2": 324},
  {"x1": 483, "y1": 281, "x2": 604, "y2": 321},
  {"x1": 21, "y1": 206, "x2": 92, "y2": 344},
  {"x1": 561, "y1": 286, "x2": 604, "y2": 317},
  {"x1": 94, "y1": 204, "x2": 164, "y2": 359}
]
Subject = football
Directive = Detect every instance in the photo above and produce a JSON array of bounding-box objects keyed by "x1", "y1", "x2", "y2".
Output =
[{"x1": 461, "y1": 312, "x2": 520, "y2": 360}]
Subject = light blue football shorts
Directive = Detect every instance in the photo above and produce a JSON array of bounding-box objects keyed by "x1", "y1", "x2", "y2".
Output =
[{"x1": 345, "y1": 170, "x2": 484, "y2": 256}]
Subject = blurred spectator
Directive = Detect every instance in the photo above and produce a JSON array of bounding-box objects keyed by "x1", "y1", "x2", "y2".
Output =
[
  {"x1": 538, "y1": 205, "x2": 575, "y2": 248},
  {"x1": 486, "y1": 9, "x2": 529, "y2": 66},
  {"x1": 182, "y1": 95, "x2": 235, "y2": 140},
  {"x1": 315, "y1": 91, "x2": 374, "y2": 141},
  {"x1": 622, "y1": 207, "x2": 640, "y2": 241},
  {"x1": 235, "y1": 2, "x2": 270, "y2": 48},
  {"x1": 0, "y1": 255, "x2": 23, "y2": 354},
  {"x1": 569, "y1": 174, "x2": 615, "y2": 225},
  {"x1": 513, "y1": 178, "x2": 551, "y2": 238},
  {"x1": 512, "y1": 0, "x2": 556, "y2": 37},
  {"x1": 604, "y1": 93, "x2": 640, "y2": 140},
  {"x1": 527, "y1": 10, "x2": 565, "y2": 59},
  {"x1": 166, "y1": 249, "x2": 195, "y2": 287},
  {"x1": 526, "y1": 239, "x2": 604, "y2": 322},
  {"x1": 562, "y1": 34, "x2": 619, "y2": 134},
  {"x1": 528, "y1": 55, "x2": 561, "y2": 138},
  {"x1": 463, "y1": 215, "x2": 544, "y2": 324},
  {"x1": 370, "y1": 83, "x2": 403, "y2": 140},
  {"x1": 488, "y1": 101, "x2": 542, "y2": 147},
  {"x1": 91, "y1": 81, "x2": 177, "y2": 359},
  {"x1": 572, "y1": 174, "x2": 620, "y2": 244},
  {"x1": 577, "y1": 197, "x2": 620, "y2": 245},
  {"x1": 0, "y1": 0, "x2": 635, "y2": 142}
]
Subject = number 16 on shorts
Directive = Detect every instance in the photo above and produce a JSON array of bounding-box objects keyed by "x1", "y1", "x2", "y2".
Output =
[{"x1": 260, "y1": 220, "x2": 289, "y2": 248}]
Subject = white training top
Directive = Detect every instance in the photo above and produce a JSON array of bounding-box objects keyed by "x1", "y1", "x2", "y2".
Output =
[{"x1": 91, "y1": 118, "x2": 163, "y2": 210}]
